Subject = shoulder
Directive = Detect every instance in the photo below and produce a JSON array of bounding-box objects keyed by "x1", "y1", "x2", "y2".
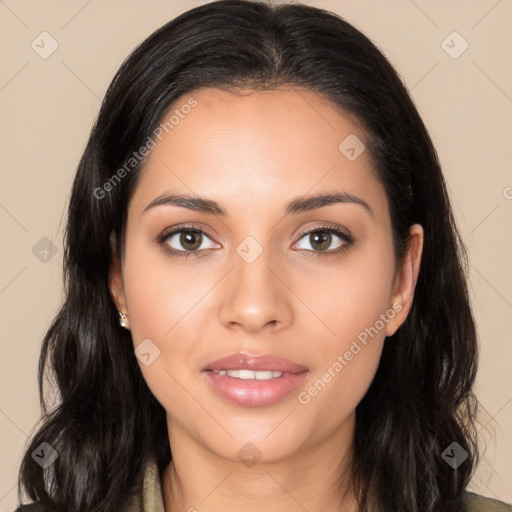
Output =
[
  {"x1": 463, "y1": 491, "x2": 512, "y2": 511},
  {"x1": 14, "y1": 492, "x2": 512, "y2": 512},
  {"x1": 13, "y1": 504, "x2": 51, "y2": 512}
]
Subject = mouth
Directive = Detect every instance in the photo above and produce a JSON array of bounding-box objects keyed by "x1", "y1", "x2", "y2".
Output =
[
  {"x1": 209, "y1": 369, "x2": 288, "y2": 379},
  {"x1": 202, "y1": 353, "x2": 309, "y2": 407}
]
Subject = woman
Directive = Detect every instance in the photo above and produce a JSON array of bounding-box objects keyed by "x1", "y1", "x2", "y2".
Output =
[{"x1": 14, "y1": 1, "x2": 511, "y2": 511}]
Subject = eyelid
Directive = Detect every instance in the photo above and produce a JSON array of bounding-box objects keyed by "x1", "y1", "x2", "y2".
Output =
[
  {"x1": 294, "y1": 222, "x2": 352, "y2": 243},
  {"x1": 158, "y1": 223, "x2": 218, "y2": 244}
]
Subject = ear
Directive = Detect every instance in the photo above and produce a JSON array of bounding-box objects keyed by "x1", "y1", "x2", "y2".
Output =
[
  {"x1": 385, "y1": 223, "x2": 424, "y2": 336},
  {"x1": 109, "y1": 235, "x2": 128, "y2": 315}
]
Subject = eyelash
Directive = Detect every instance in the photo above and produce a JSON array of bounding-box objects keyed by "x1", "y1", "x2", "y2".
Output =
[{"x1": 158, "y1": 223, "x2": 354, "y2": 260}]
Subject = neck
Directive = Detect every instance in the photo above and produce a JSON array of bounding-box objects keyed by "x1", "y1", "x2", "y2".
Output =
[{"x1": 162, "y1": 414, "x2": 359, "y2": 512}]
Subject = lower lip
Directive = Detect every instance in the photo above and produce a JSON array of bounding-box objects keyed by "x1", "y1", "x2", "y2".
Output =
[{"x1": 203, "y1": 371, "x2": 309, "y2": 407}]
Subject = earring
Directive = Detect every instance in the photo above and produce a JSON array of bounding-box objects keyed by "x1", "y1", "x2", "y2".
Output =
[{"x1": 119, "y1": 312, "x2": 129, "y2": 329}]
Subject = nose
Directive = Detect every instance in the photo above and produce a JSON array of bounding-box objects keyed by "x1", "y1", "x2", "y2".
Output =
[{"x1": 218, "y1": 246, "x2": 293, "y2": 334}]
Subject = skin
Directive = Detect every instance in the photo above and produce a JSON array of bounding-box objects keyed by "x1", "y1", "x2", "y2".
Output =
[{"x1": 110, "y1": 87, "x2": 423, "y2": 512}]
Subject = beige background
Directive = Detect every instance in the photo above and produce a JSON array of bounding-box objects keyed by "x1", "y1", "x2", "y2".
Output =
[{"x1": 1, "y1": 0, "x2": 511, "y2": 509}]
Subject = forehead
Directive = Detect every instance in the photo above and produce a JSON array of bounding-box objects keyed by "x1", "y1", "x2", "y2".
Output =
[{"x1": 129, "y1": 87, "x2": 387, "y2": 219}]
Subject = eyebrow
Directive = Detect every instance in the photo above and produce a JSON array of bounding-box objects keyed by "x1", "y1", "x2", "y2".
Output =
[{"x1": 143, "y1": 191, "x2": 373, "y2": 217}]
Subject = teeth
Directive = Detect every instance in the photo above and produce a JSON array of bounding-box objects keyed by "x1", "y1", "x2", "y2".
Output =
[{"x1": 212, "y1": 369, "x2": 283, "y2": 380}]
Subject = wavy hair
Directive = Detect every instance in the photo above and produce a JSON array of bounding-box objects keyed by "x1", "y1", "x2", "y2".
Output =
[{"x1": 17, "y1": 1, "x2": 479, "y2": 510}]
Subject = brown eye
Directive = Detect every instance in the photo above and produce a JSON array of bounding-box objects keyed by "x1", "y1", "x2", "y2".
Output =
[
  {"x1": 294, "y1": 226, "x2": 352, "y2": 254},
  {"x1": 178, "y1": 230, "x2": 203, "y2": 251},
  {"x1": 308, "y1": 231, "x2": 332, "y2": 251},
  {"x1": 162, "y1": 227, "x2": 220, "y2": 255}
]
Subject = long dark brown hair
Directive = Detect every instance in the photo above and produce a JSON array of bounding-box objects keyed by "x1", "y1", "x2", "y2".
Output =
[{"x1": 17, "y1": 1, "x2": 479, "y2": 510}]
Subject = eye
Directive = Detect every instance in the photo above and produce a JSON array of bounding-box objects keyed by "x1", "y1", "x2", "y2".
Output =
[
  {"x1": 293, "y1": 225, "x2": 353, "y2": 256},
  {"x1": 159, "y1": 225, "x2": 220, "y2": 258},
  {"x1": 158, "y1": 223, "x2": 353, "y2": 259}
]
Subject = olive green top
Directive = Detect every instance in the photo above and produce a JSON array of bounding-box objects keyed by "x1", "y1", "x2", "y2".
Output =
[
  {"x1": 15, "y1": 457, "x2": 512, "y2": 511},
  {"x1": 123, "y1": 458, "x2": 512, "y2": 512}
]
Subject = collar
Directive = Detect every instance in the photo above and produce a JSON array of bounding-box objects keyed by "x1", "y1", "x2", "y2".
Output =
[
  {"x1": 123, "y1": 459, "x2": 379, "y2": 512},
  {"x1": 121, "y1": 460, "x2": 511, "y2": 512},
  {"x1": 124, "y1": 457, "x2": 165, "y2": 512}
]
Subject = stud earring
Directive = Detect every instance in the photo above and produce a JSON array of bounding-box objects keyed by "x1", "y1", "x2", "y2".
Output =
[{"x1": 119, "y1": 312, "x2": 129, "y2": 329}]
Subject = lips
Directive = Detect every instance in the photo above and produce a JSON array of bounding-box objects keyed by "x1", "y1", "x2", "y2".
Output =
[
  {"x1": 201, "y1": 353, "x2": 309, "y2": 407},
  {"x1": 202, "y1": 352, "x2": 308, "y2": 374}
]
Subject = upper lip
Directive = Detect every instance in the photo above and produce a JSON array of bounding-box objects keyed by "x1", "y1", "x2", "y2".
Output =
[{"x1": 203, "y1": 353, "x2": 308, "y2": 373}]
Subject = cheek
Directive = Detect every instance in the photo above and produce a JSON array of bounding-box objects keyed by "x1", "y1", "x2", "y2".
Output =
[
  {"x1": 121, "y1": 244, "x2": 214, "y2": 426},
  {"x1": 306, "y1": 233, "x2": 397, "y2": 349},
  {"x1": 325, "y1": 264, "x2": 394, "y2": 342},
  {"x1": 122, "y1": 235, "x2": 205, "y2": 338},
  {"x1": 295, "y1": 238, "x2": 396, "y2": 413},
  {"x1": 120, "y1": 234, "x2": 216, "y2": 367}
]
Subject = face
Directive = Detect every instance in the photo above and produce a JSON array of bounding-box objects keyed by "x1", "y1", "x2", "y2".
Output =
[{"x1": 110, "y1": 87, "x2": 423, "y2": 465}]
